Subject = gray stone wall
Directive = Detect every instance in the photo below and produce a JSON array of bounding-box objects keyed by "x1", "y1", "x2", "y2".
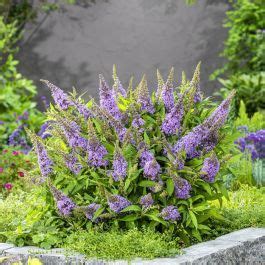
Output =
[{"x1": 1, "y1": 228, "x2": 264, "y2": 264}]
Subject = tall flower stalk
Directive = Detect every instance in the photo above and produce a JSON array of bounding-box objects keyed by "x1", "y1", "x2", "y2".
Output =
[{"x1": 99, "y1": 75, "x2": 123, "y2": 120}]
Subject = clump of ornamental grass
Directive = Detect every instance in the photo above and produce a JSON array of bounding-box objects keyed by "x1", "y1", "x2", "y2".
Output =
[{"x1": 27, "y1": 64, "x2": 235, "y2": 243}]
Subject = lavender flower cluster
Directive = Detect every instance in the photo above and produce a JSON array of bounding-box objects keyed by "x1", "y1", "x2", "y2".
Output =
[
  {"x1": 8, "y1": 125, "x2": 31, "y2": 153},
  {"x1": 50, "y1": 186, "x2": 76, "y2": 216},
  {"x1": 112, "y1": 147, "x2": 127, "y2": 181},
  {"x1": 200, "y1": 154, "x2": 220, "y2": 183},
  {"x1": 33, "y1": 65, "x2": 233, "y2": 227},
  {"x1": 236, "y1": 129, "x2": 265, "y2": 160},
  {"x1": 108, "y1": 195, "x2": 131, "y2": 213},
  {"x1": 160, "y1": 206, "x2": 181, "y2": 221}
]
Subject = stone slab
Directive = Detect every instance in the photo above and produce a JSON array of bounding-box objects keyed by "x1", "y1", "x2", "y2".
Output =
[
  {"x1": 0, "y1": 243, "x2": 15, "y2": 254},
  {"x1": 1, "y1": 228, "x2": 264, "y2": 265}
]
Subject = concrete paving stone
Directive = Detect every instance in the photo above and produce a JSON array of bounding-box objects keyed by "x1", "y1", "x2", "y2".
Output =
[
  {"x1": 216, "y1": 227, "x2": 265, "y2": 242},
  {"x1": 0, "y1": 243, "x2": 15, "y2": 254},
  {"x1": 0, "y1": 228, "x2": 264, "y2": 264},
  {"x1": 4, "y1": 246, "x2": 43, "y2": 255}
]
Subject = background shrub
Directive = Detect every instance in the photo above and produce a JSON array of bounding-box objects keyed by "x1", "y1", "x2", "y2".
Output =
[
  {"x1": 210, "y1": 185, "x2": 265, "y2": 237},
  {"x1": 0, "y1": 147, "x2": 34, "y2": 195},
  {"x1": 211, "y1": 0, "x2": 265, "y2": 116},
  {"x1": 218, "y1": 73, "x2": 265, "y2": 116},
  {"x1": 223, "y1": 101, "x2": 265, "y2": 189},
  {"x1": 0, "y1": 16, "x2": 44, "y2": 149},
  {"x1": 0, "y1": 187, "x2": 67, "y2": 248}
]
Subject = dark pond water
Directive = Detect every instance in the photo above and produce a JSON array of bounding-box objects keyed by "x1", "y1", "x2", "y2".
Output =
[{"x1": 17, "y1": 0, "x2": 229, "y2": 106}]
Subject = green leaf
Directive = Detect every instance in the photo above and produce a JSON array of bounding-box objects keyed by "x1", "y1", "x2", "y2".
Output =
[
  {"x1": 220, "y1": 183, "x2": 229, "y2": 200},
  {"x1": 93, "y1": 119, "x2": 102, "y2": 134},
  {"x1": 166, "y1": 178, "x2": 174, "y2": 196},
  {"x1": 189, "y1": 211, "x2": 198, "y2": 229},
  {"x1": 190, "y1": 195, "x2": 204, "y2": 203},
  {"x1": 144, "y1": 132, "x2": 150, "y2": 145},
  {"x1": 192, "y1": 228, "x2": 202, "y2": 241},
  {"x1": 145, "y1": 214, "x2": 167, "y2": 225},
  {"x1": 92, "y1": 207, "x2": 105, "y2": 221},
  {"x1": 193, "y1": 204, "x2": 209, "y2": 212},
  {"x1": 105, "y1": 143, "x2": 115, "y2": 153},
  {"x1": 119, "y1": 215, "x2": 139, "y2": 221},
  {"x1": 178, "y1": 230, "x2": 190, "y2": 245},
  {"x1": 121, "y1": 205, "x2": 142, "y2": 213},
  {"x1": 209, "y1": 209, "x2": 225, "y2": 221},
  {"x1": 198, "y1": 181, "x2": 212, "y2": 195},
  {"x1": 198, "y1": 224, "x2": 211, "y2": 231},
  {"x1": 156, "y1": 156, "x2": 168, "y2": 162},
  {"x1": 124, "y1": 178, "x2": 131, "y2": 192},
  {"x1": 139, "y1": 180, "x2": 156, "y2": 187}
]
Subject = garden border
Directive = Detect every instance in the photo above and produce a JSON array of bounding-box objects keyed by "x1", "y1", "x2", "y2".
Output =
[{"x1": 0, "y1": 227, "x2": 264, "y2": 264}]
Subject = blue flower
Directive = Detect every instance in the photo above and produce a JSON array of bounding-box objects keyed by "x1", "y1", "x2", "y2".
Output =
[
  {"x1": 201, "y1": 154, "x2": 220, "y2": 183},
  {"x1": 108, "y1": 195, "x2": 131, "y2": 213},
  {"x1": 161, "y1": 206, "x2": 181, "y2": 221}
]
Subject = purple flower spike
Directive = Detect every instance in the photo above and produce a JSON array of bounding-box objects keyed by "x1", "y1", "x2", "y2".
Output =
[
  {"x1": 85, "y1": 203, "x2": 101, "y2": 220},
  {"x1": 62, "y1": 121, "x2": 87, "y2": 150},
  {"x1": 50, "y1": 186, "x2": 75, "y2": 217},
  {"x1": 36, "y1": 141, "x2": 53, "y2": 180},
  {"x1": 194, "y1": 91, "x2": 202, "y2": 103},
  {"x1": 173, "y1": 156, "x2": 185, "y2": 170},
  {"x1": 137, "y1": 76, "x2": 155, "y2": 114},
  {"x1": 140, "y1": 193, "x2": 154, "y2": 209},
  {"x1": 65, "y1": 153, "x2": 82, "y2": 175},
  {"x1": 235, "y1": 137, "x2": 246, "y2": 152},
  {"x1": 42, "y1": 80, "x2": 73, "y2": 110},
  {"x1": 112, "y1": 65, "x2": 127, "y2": 97},
  {"x1": 173, "y1": 124, "x2": 206, "y2": 159},
  {"x1": 236, "y1": 130, "x2": 265, "y2": 160},
  {"x1": 112, "y1": 147, "x2": 127, "y2": 181},
  {"x1": 162, "y1": 96, "x2": 184, "y2": 135},
  {"x1": 99, "y1": 75, "x2": 122, "y2": 120},
  {"x1": 140, "y1": 150, "x2": 154, "y2": 167},
  {"x1": 75, "y1": 101, "x2": 93, "y2": 120},
  {"x1": 38, "y1": 122, "x2": 52, "y2": 139},
  {"x1": 206, "y1": 91, "x2": 235, "y2": 129},
  {"x1": 132, "y1": 114, "x2": 145, "y2": 133},
  {"x1": 9, "y1": 125, "x2": 23, "y2": 146},
  {"x1": 161, "y1": 206, "x2": 181, "y2": 221},
  {"x1": 201, "y1": 130, "x2": 219, "y2": 153},
  {"x1": 139, "y1": 143, "x2": 155, "y2": 168},
  {"x1": 108, "y1": 195, "x2": 131, "y2": 213},
  {"x1": 114, "y1": 123, "x2": 127, "y2": 142},
  {"x1": 161, "y1": 82, "x2": 174, "y2": 112},
  {"x1": 87, "y1": 140, "x2": 108, "y2": 167},
  {"x1": 113, "y1": 78, "x2": 127, "y2": 98},
  {"x1": 201, "y1": 154, "x2": 220, "y2": 183},
  {"x1": 174, "y1": 177, "x2": 191, "y2": 199},
  {"x1": 143, "y1": 159, "x2": 161, "y2": 180},
  {"x1": 245, "y1": 130, "x2": 265, "y2": 159}
]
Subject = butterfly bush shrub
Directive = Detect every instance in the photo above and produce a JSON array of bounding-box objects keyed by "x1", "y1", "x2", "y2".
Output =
[{"x1": 28, "y1": 64, "x2": 235, "y2": 242}]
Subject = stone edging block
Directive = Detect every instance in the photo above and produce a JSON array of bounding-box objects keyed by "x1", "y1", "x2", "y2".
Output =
[{"x1": 1, "y1": 228, "x2": 264, "y2": 264}]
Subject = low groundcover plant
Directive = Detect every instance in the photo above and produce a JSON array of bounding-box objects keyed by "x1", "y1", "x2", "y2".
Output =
[{"x1": 27, "y1": 64, "x2": 235, "y2": 243}]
